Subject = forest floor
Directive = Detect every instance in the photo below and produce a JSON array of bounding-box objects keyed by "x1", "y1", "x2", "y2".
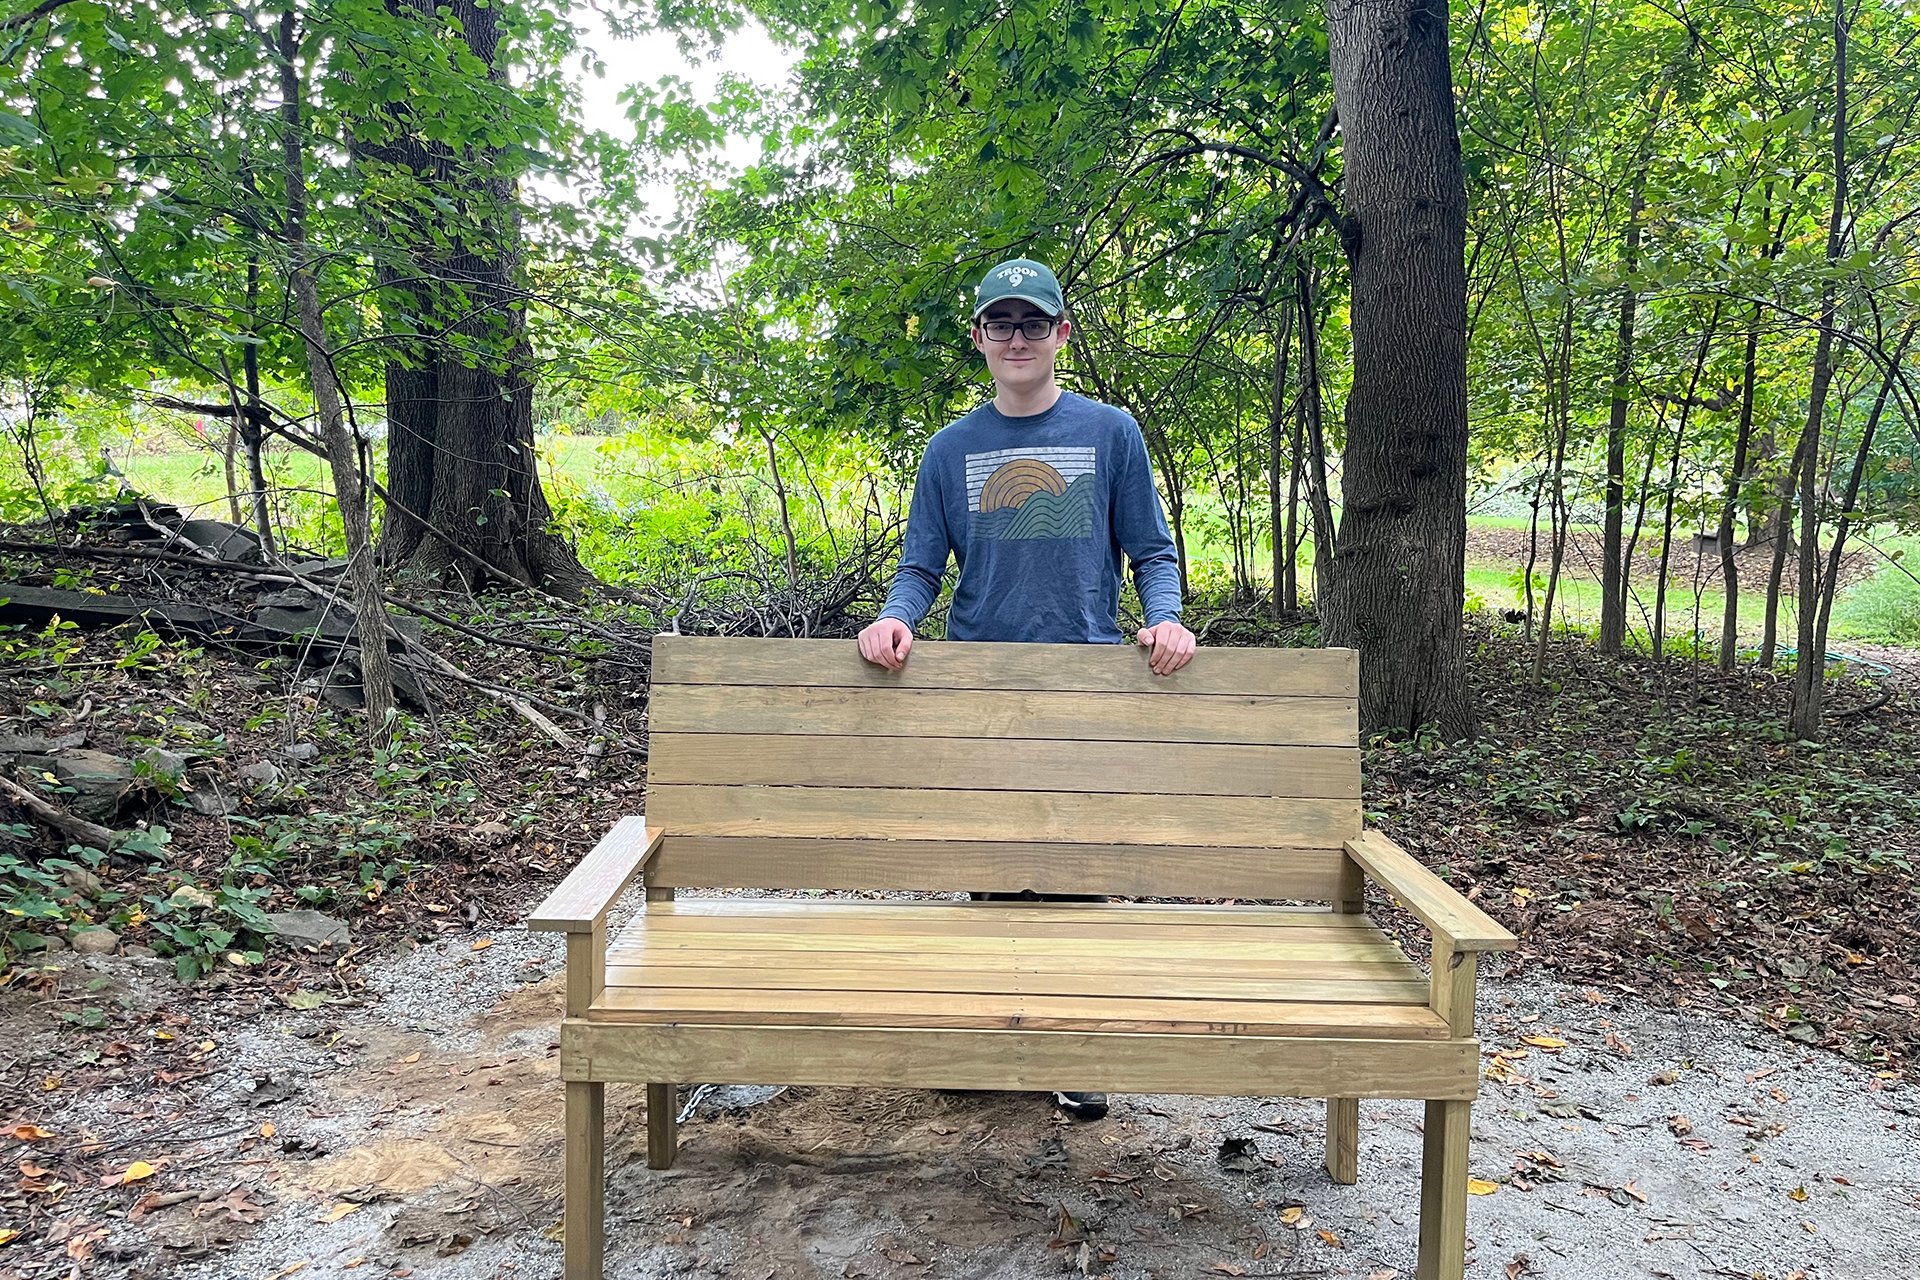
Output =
[{"x1": 2, "y1": 562, "x2": 1918, "y2": 1278}]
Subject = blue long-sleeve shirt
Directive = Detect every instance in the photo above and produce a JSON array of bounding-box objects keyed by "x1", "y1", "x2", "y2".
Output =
[{"x1": 878, "y1": 391, "x2": 1183, "y2": 643}]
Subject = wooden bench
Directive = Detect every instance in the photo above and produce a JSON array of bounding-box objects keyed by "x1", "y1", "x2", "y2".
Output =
[{"x1": 530, "y1": 635, "x2": 1516, "y2": 1280}]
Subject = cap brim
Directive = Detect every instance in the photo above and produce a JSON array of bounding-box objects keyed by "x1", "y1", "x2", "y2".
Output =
[{"x1": 971, "y1": 292, "x2": 1063, "y2": 320}]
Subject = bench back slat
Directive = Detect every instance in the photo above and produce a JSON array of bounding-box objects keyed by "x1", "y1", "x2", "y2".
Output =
[
  {"x1": 647, "y1": 736, "x2": 1360, "y2": 799},
  {"x1": 645, "y1": 636, "x2": 1363, "y2": 898}
]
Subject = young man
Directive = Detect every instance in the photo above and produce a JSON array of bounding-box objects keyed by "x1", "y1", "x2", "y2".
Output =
[
  {"x1": 858, "y1": 257, "x2": 1196, "y2": 671},
  {"x1": 856, "y1": 257, "x2": 1197, "y2": 1121}
]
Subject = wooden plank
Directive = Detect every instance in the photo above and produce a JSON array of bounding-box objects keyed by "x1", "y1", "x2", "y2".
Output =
[
  {"x1": 563, "y1": 1080, "x2": 604, "y2": 1277},
  {"x1": 645, "y1": 900, "x2": 1382, "y2": 928},
  {"x1": 1345, "y1": 832, "x2": 1519, "y2": 952},
  {"x1": 648, "y1": 735, "x2": 1362, "y2": 799},
  {"x1": 1326, "y1": 1097, "x2": 1359, "y2": 1184},
  {"x1": 605, "y1": 948, "x2": 1422, "y2": 981},
  {"x1": 589, "y1": 987, "x2": 1450, "y2": 1038},
  {"x1": 1417, "y1": 1100, "x2": 1472, "y2": 1280},
  {"x1": 603, "y1": 964, "x2": 1431, "y2": 1005},
  {"x1": 646, "y1": 837, "x2": 1352, "y2": 899},
  {"x1": 652, "y1": 634, "x2": 1359, "y2": 698},
  {"x1": 615, "y1": 929, "x2": 1407, "y2": 963},
  {"x1": 528, "y1": 818, "x2": 661, "y2": 933},
  {"x1": 560, "y1": 1021, "x2": 1480, "y2": 1099},
  {"x1": 648, "y1": 685, "x2": 1356, "y2": 747},
  {"x1": 636, "y1": 913, "x2": 1376, "y2": 944},
  {"x1": 648, "y1": 787, "x2": 1361, "y2": 849}
]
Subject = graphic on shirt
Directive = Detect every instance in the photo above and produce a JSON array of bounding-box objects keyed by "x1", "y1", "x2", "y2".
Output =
[{"x1": 965, "y1": 446, "x2": 1097, "y2": 541}]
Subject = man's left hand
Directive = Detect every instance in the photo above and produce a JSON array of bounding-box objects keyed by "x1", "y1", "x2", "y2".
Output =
[{"x1": 1136, "y1": 620, "x2": 1197, "y2": 676}]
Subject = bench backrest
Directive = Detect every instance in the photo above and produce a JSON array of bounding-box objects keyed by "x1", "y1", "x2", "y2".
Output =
[{"x1": 644, "y1": 636, "x2": 1363, "y2": 900}]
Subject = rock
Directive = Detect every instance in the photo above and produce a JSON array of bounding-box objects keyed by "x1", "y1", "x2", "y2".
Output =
[
  {"x1": 168, "y1": 884, "x2": 216, "y2": 910},
  {"x1": 282, "y1": 742, "x2": 320, "y2": 763},
  {"x1": 471, "y1": 820, "x2": 513, "y2": 843},
  {"x1": 59, "y1": 867, "x2": 104, "y2": 897},
  {"x1": 238, "y1": 760, "x2": 284, "y2": 790},
  {"x1": 264, "y1": 910, "x2": 350, "y2": 949},
  {"x1": 68, "y1": 926, "x2": 120, "y2": 956},
  {"x1": 256, "y1": 588, "x2": 318, "y2": 609},
  {"x1": 0, "y1": 730, "x2": 86, "y2": 754},
  {"x1": 185, "y1": 771, "x2": 237, "y2": 815},
  {"x1": 24, "y1": 750, "x2": 136, "y2": 823},
  {"x1": 123, "y1": 944, "x2": 158, "y2": 960},
  {"x1": 135, "y1": 745, "x2": 192, "y2": 780}
]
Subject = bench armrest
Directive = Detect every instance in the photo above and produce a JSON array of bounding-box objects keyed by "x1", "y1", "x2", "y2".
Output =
[
  {"x1": 1344, "y1": 831, "x2": 1517, "y2": 953},
  {"x1": 528, "y1": 817, "x2": 663, "y2": 933}
]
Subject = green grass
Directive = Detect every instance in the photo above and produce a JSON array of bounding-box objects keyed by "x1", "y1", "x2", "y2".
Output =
[{"x1": 108, "y1": 433, "x2": 1917, "y2": 651}]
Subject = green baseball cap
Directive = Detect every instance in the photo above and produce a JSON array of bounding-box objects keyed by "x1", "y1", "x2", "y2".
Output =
[{"x1": 971, "y1": 257, "x2": 1064, "y2": 319}]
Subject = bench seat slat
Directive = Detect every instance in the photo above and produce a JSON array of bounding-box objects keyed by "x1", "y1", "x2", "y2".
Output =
[
  {"x1": 648, "y1": 685, "x2": 1357, "y2": 746},
  {"x1": 607, "y1": 946, "x2": 1421, "y2": 980},
  {"x1": 589, "y1": 987, "x2": 1449, "y2": 1039},
  {"x1": 647, "y1": 838, "x2": 1354, "y2": 899},
  {"x1": 561, "y1": 1023, "x2": 1479, "y2": 1099},
  {"x1": 647, "y1": 734, "x2": 1363, "y2": 799},
  {"x1": 609, "y1": 964, "x2": 1429, "y2": 1004},
  {"x1": 649, "y1": 786, "x2": 1361, "y2": 849},
  {"x1": 637, "y1": 915, "x2": 1372, "y2": 943},
  {"x1": 646, "y1": 900, "x2": 1380, "y2": 927},
  {"x1": 652, "y1": 635, "x2": 1359, "y2": 697}
]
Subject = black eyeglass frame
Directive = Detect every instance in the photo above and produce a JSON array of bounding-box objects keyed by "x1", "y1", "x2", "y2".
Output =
[{"x1": 978, "y1": 317, "x2": 1061, "y2": 342}]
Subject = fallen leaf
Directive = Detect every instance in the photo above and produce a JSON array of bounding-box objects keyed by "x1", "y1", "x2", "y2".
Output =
[
  {"x1": 1278, "y1": 1206, "x2": 1305, "y2": 1226},
  {"x1": 284, "y1": 990, "x2": 327, "y2": 1011},
  {"x1": 6, "y1": 1125, "x2": 51, "y2": 1142},
  {"x1": 1622, "y1": 1180, "x2": 1648, "y2": 1204},
  {"x1": 1522, "y1": 1036, "x2": 1568, "y2": 1050},
  {"x1": 1668, "y1": 1115, "x2": 1693, "y2": 1136},
  {"x1": 0, "y1": 1228, "x2": 20, "y2": 1245},
  {"x1": 1746, "y1": 1066, "x2": 1778, "y2": 1083},
  {"x1": 1366, "y1": 1272, "x2": 1402, "y2": 1280},
  {"x1": 1467, "y1": 1178, "x2": 1499, "y2": 1196},
  {"x1": 41, "y1": 1078, "x2": 59, "y2": 1092},
  {"x1": 399, "y1": 1051, "x2": 422, "y2": 1065},
  {"x1": 265, "y1": 1263, "x2": 308, "y2": 1280},
  {"x1": 1789, "y1": 1186, "x2": 1808, "y2": 1203},
  {"x1": 260, "y1": 1122, "x2": 276, "y2": 1139},
  {"x1": 881, "y1": 1246, "x2": 921, "y2": 1264},
  {"x1": 323, "y1": 1202, "x2": 361, "y2": 1223},
  {"x1": 1204, "y1": 1265, "x2": 1246, "y2": 1277},
  {"x1": 1315, "y1": 1228, "x2": 1343, "y2": 1248},
  {"x1": 1506, "y1": 1255, "x2": 1532, "y2": 1279},
  {"x1": 102, "y1": 1160, "x2": 158, "y2": 1187},
  {"x1": 471, "y1": 938, "x2": 493, "y2": 951}
]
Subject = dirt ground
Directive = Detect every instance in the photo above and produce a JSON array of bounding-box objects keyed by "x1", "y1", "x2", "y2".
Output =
[{"x1": 5, "y1": 903, "x2": 1916, "y2": 1280}]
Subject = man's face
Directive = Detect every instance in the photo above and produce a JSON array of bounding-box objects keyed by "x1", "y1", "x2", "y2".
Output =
[{"x1": 971, "y1": 301, "x2": 1071, "y2": 395}]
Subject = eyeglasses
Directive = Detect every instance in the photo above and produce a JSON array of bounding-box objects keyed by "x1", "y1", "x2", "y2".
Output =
[{"x1": 979, "y1": 317, "x2": 1059, "y2": 342}]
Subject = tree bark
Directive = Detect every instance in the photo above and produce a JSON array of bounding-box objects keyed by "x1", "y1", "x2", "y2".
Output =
[
  {"x1": 1268, "y1": 309, "x2": 1295, "y2": 616},
  {"x1": 278, "y1": 9, "x2": 396, "y2": 745},
  {"x1": 1789, "y1": 0, "x2": 1849, "y2": 742},
  {"x1": 352, "y1": 0, "x2": 593, "y2": 596},
  {"x1": 1600, "y1": 78, "x2": 1674, "y2": 655},
  {"x1": 1322, "y1": 0, "x2": 1473, "y2": 737}
]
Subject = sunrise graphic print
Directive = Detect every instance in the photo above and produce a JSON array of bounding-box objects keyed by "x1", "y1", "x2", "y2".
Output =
[{"x1": 965, "y1": 446, "x2": 1098, "y2": 541}]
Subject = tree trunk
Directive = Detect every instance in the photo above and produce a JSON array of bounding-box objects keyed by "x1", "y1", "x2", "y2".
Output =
[
  {"x1": 277, "y1": 9, "x2": 395, "y2": 745},
  {"x1": 1297, "y1": 270, "x2": 1338, "y2": 609},
  {"x1": 1600, "y1": 79, "x2": 1674, "y2": 655},
  {"x1": 1759, "y1": 427, "x2": 1810, "y2": 669},
  {"x1": 1789, "y1": 0, "x2": 1849, "y2": 742},
  {"x1": 1716, "y1": 316, "x2": 1763, "y2": 668},
  {"x1": 1652, "y1": 309, "x2": 1721, "y2": 659},
  {"x1": 1268, "y1": 310, "x2": 1296, "y2": 617},
  {"x1": 356, "y1": 0, "x2": 593, "y2": 596},
  {"x1": 242, "y1": 257, "x2": 275, "y2": 555},
  {"x1": 1322, "y1": 0, "x2": 1473, "y2": 737}
]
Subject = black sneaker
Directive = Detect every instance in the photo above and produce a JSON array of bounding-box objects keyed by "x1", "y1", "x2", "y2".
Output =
[{"x1": 1054, "y1": 1091, "x2": 1109, "y2": 1120}]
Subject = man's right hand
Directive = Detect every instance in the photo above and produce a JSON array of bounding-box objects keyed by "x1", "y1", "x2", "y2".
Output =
[{"x1": 858, "y1": 618, "x2": 914, "y2": 669}]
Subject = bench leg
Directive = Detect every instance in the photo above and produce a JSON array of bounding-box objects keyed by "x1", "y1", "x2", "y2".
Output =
[
  {"x1": 1415, "y1": 1099, "x2": 1470, "y2": 1280},
  {"x1": 564, "y1": 1080, "x2": 605, "y2": 1280},
  {"x1": 646, "y1": 1082, "x2": 679, "y2": 1170},
  {"x1": 1324, "y1": 1096, "x2": 1358, "y2": 1184}
]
